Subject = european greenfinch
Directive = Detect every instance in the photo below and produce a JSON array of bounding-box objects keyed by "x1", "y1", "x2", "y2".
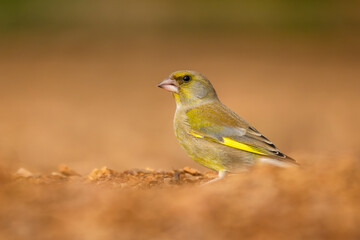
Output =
[{"x1": 158, "y1": 70, "x2": 297, "y2": 182}]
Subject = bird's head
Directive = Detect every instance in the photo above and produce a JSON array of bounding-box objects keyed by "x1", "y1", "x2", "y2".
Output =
[{"x1": 158, "y1": 70, "x2": 218, "y2": 106}]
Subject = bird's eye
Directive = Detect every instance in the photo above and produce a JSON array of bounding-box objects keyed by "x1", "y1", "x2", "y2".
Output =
[{"x1": 183, "y1": 75, "x2": 191, "y2": 82}]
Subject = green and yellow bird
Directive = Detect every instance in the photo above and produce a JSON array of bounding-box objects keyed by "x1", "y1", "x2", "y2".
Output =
[{"x1": 158, "y1": 70, "x2": 297, "y2": 182}]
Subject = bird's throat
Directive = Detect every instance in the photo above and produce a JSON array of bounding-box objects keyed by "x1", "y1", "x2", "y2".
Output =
[{"x1": 173, "y1": 93, "x2": 181, "y2": 105}]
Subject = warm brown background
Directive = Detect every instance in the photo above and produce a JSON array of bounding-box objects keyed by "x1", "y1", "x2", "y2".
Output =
[
  {"x1": 0, "y1": 1, "x2": 360, "y2": 239},
  {"x1": 1, "y1": 36, "x2": 359, "y2": 173}
]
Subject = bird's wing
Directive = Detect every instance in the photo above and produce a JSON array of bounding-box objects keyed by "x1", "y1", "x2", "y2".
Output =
[{"x1": 186, "y1": 103, "x2": 296, "y2": 163}]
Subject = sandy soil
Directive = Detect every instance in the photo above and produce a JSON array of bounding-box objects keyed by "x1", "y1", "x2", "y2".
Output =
[{"x1": 2, "y1": 157, "x2": 360, "y2": 240}]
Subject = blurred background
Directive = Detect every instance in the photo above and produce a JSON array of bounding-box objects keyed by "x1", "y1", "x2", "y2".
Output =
[
  {"x1": 0, "y1": 0, "x2": 359, "y2": 174},
  {"x1": 1, "y1": 2, "x2": 360, "y2": 240}
]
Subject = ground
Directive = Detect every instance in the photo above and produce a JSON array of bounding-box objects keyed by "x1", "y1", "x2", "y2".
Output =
[{"x1": 1, "y1": 156, "x2": 359, "y2": 240}]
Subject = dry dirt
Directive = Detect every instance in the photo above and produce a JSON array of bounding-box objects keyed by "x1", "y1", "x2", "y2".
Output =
[{"x1": 1, "y1": 157, "x2": 360, "y2": 240}]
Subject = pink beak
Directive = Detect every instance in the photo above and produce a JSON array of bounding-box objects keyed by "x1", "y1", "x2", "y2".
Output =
[{"x1": 157, "y1": 78, "x2": 179, "y2": 93}]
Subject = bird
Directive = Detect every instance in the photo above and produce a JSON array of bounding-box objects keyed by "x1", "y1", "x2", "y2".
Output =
[{"x1": 158, "y1": 70, "x2": 297, "y2": 183}]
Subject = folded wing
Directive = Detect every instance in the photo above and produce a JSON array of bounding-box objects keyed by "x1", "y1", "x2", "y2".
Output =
[{"x1": 186, "y1": 103, "x2": 297, "y2": 164}]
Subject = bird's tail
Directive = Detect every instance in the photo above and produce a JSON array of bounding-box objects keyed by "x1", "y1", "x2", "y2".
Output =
[{"x1": 258, "y1": 155, "x2": 299, "y2": 168}]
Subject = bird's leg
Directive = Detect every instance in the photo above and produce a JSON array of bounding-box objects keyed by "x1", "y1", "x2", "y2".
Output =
[{"x1": 201, "y1": 170, "x2": 227, "y2": 186}]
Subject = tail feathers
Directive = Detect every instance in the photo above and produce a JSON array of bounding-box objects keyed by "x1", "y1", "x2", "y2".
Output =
[{"x1": 258, "y1": 155, "x2": 299, "y2": 168}]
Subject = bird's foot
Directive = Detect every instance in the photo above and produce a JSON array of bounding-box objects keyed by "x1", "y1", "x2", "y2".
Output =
[{"x1": 201, "y1": 170, "x2": 227, "y2": 186}]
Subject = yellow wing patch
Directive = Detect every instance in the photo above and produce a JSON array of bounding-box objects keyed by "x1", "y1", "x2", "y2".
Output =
[
  {"x1": 222, "y1": 137, "x2": 266, "y2": 155},
  {"x1": 190, "y1": 132, "x2": 266, "y2": 156},
  {"x1": 189, "y1": 132, "x2": 205, "y2": 139}
]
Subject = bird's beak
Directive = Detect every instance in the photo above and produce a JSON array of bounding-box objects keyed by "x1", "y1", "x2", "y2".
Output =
[{"x1": 157, "y1": 78, "x2": 179, "y2": 93}]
